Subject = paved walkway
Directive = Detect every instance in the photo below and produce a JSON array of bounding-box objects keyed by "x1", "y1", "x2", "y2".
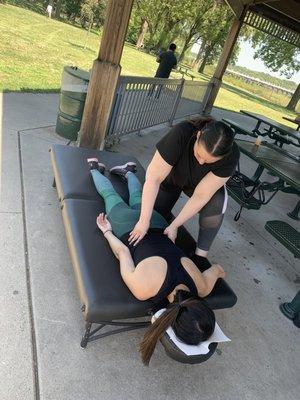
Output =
[{"x1": 0, "y1": 93, "x2": 299, "y2": 400}]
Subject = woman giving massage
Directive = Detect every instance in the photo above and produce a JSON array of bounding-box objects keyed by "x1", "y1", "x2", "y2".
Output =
[{"x1": 88, "y1": 157, "x2": 225, "y2": 365}]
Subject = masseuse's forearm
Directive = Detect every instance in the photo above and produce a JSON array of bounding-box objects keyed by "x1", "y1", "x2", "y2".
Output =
[
  {"x1": 139, "y1": 177, "x2": 160, "y2": 224},
  {"x1": 170, "y1": 194, "x2": 209, "y2": 228}
]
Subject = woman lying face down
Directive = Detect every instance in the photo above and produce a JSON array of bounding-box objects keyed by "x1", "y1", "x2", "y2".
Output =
[{"x1": 88, "y1": 158, "x2": 225, "y2": 365}]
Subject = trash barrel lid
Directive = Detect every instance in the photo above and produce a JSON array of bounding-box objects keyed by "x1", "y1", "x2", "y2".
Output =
[{"x1": 64, "y1": 66, "x2": 90, "y2": 82}]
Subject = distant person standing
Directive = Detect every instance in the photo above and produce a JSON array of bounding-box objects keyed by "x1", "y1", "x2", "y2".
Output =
[
  {"x1": 155, "y1": 43, "x2": 177, "y2": 78},
  {"x1": 46, "y1": 3, "x2": 53, "y2": 18}
]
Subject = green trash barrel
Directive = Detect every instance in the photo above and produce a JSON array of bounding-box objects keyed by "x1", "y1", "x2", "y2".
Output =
[{"x1": 55, "y1": 66, "x2": 90, "y2": 141}]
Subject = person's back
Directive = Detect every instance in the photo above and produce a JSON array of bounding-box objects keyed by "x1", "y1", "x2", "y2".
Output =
[
  {"x1": 155, "y1": 44, "x2": 177, "y2": 78},
  {"x1": 121, "y1": 229, "x2": 199, "y2": 304}
]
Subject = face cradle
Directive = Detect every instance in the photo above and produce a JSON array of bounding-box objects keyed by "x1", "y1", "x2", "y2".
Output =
[{"x1": 193, "y1": 132, "x2": 223, "y2": 165}]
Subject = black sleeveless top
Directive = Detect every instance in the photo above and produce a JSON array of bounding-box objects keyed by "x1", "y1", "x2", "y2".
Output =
[{"x1": 121, "y1": 229, "x2": 198, "y2": 305}]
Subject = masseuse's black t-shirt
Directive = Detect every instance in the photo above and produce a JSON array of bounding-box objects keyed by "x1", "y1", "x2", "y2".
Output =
[{"x1": 156, "y1": 121, "x2": 240, "y2": 197}]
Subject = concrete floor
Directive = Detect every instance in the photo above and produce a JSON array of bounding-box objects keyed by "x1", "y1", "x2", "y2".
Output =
[{"x1": 0, "y1": 93, "x2": 299, "y2": 400}]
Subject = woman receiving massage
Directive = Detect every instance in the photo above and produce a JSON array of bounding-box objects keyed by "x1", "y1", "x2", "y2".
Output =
[{"x1": 87, "y1": 157, "x2": 225, "y2": 365}]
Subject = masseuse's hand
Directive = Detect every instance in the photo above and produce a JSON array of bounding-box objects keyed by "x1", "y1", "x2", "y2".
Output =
[
  {"x1": 129, "y1": 220, "x2": 149, "y2": 246},
  {"x1": 164, "y1": 224, "x2": 178, "y2": 243}
]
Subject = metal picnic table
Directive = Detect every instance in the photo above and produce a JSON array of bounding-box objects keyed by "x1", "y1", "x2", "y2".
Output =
[
  {"x1": 223, "y1": 117, "x2": 300, "y2": 163},
  {"x1": 235, "y1": 138, "x2": 300, "y2": 219},
  {"x1": 240, "y1": 110, "x2": 300, "y2": 144}
]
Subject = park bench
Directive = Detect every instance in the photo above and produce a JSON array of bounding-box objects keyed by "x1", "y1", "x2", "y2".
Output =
[
  {"x1": 178, "y1": 64, "x2": 196, "y2": 80},
  {"x1": 50, "y1": 144, "x2": 237, "y2": 364},
  {"x1": 282, "y1": 116, "x2": 300, "y2": 131},
  {"x1": 265, "y1": 220, "x2": 300, "y2": 258}
]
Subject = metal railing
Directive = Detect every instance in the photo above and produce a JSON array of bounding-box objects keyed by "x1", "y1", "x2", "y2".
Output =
[
  {"x1": 106, "y1": 76, "x2": 210, "y2": 141},
  {"x1": 175, "y1": 80, "x2": 210, "y2": 120}
]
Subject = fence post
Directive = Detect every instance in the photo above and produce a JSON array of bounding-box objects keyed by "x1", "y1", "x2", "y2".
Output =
[{"x1": 168, "y1": 79, "x2": 185, "y2": 126}]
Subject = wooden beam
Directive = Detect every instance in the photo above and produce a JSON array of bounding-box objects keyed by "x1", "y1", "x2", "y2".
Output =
[
  {"x1": 225, "y1": 0, "x2": 245, "y2": 19},
  {"x1": 202, "y1": 10, "x2": 246, "y2": 115},
  {"x1": 79, "y1": 0, "x2": 134, "y2": 149}
]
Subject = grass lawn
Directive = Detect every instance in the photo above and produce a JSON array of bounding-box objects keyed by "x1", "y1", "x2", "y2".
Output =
[{"x1": 0, "y1": 4, "x2": 298, "y2": 126}]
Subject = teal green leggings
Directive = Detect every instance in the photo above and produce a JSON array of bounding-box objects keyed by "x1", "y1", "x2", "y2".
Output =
[{"x1": 91, "y1": 170, "x2": 168, "y2": 238}]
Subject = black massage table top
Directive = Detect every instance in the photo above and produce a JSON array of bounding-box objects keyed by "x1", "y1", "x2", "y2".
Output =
[
  {"x1": 50, "y1": 144, "x2": 237, "y2": 323},
  {"x1": 50, "y1": 144, "x2": 145, "y2": 202}
]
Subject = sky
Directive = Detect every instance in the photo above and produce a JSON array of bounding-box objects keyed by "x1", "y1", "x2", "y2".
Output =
[{"x1": 192, "y1": 39, "x2": 300, "y2": 84}]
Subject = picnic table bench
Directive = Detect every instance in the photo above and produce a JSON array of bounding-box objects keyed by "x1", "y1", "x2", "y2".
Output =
[
  {"x1": 222, "y1": 119, "x2": 257, "y2": 138},
  {"x1": 265, "y1": 220, "x2": 300, "y2": 258},
  {"x1": 282, "y1": 116, "x2": 300, "y2": 131},
  {"x1": 177, "y1": 64, "x2": 196, "y2": 80},
  {"x1": 265, "y1": 220, "x2": 299, "y2": 326}
]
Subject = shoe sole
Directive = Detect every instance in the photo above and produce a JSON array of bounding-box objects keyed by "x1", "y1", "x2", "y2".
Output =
[
  {"x1": 109, "y1": 162, "x2": 137, "y2": 173},
  {"x1": 87, "y1": 158, "x2": 106, "y2": 172},
  {"x1": 87, "y1": 158, "x2": 98, "y2": 163}
]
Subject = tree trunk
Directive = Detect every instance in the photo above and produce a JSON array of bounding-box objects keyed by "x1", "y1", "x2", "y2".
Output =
[
  {"x1": 136, "y1": 19, "x2": 148, "y2": 49},
  {"x1": 55, "y1": 0, "x2": 63, "y2": 19},
  {"x1": 154, "y1": 31, "x2": 168, "y2": 52},
  {"x1": 84, "y1": 21, "x2": 93, "y2": 50},
  {"x1": 198, "y1": 45, "x2": 211, "y2": 73},
  {"x1": 198, "y1": 57, "x2": 207, "y2": 74},
  {"x1": 153, "y1": 18, "x2": 180, "y2": 51},
  {"x1": 192, "y1": 40, "x2": 206, "y2": 70},
  {"x1": 286, "y1": 83, "x2": 300, "y2": 111},
  {"x1": 178, "y1": 41, "x2": 190, "y2": 63},
  {"x1": 177, "y1": 26, "x2": 196, "y2": 63}
]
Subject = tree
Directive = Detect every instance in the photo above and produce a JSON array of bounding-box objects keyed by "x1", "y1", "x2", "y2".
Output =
[
  {"x1": 287, "y1": 83, "x2": 300, "y2": 111},
  {"x1": 65, "y1": 0, "x2": 83, "y2": 21},
  {"x1": 131, "y1": 0, "x2": 158, "y2": 49},
  {"x1": 251, "y1": 32, "x2": 300, "y2": 79},
  {"x1": 136, "y1": 19, "x2": 148, "y2": 49},
  {"x1": 152, "y1": 1, "x2": 186, "y2": 51},
  {"x1": 80, "y1": 0, "x2": 105, "y2": 48},
  {"x1": 251, "y1": 32, "x2": 300, "y2": 110},
  {"x1": 54, "y1": 0, "x2": 64, "y2": 19},
  {"x1": 128, "y1": 0, "x2": 193, "y2": 52},
  {"x1": 176, "y1": 0, "x2": 213, "y2": 63},
  {"x1": 192, "y1": 3, "x2": 235, "y2": 72}
]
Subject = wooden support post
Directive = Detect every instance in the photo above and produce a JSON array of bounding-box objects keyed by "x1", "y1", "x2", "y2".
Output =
[
  {"x1": 79, "y1": 0, "x2": 134, "y2": 149},
  {"x1": 202, "y1": 10, "x2": 246, "y2": 115}
]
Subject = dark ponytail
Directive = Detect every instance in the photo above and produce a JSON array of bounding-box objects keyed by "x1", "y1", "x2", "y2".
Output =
[
  {"x1": 139, "y1": 292, "x2": 215, "y2": 365},
  {"x1": 192, "y1": 117, "x2": 234, "y2": 157},
  {"x1": 139, "y1": 303, "x2": 181, "y2": 366},
  {"x1": 191, "y1": 115, "x2": 215, "y2": 131}
]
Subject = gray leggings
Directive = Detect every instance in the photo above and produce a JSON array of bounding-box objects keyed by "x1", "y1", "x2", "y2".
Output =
[{"x1": 154, "y1": 184, "x2": 228, "y2": 252}]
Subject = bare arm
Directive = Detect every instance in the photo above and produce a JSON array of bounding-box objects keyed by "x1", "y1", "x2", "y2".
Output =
[
  {"x1": 165, "y1": 173, "x2": 229, "y2": 238},
  {"x1": 140, "y1": 151, "x2": 172, "y2": 223},
  {"x1": 97, "y1": 213, "x2": 147, "y2": 299},
  {"x1": 181, "y1": 257, "x2": 225, "y2": 297},
  {"x1": 104, "y1": 231, "x2": 151, "y2": 300},
  {"x1": 128, "y1": 151, "x2": 172, "y2": 245}
]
